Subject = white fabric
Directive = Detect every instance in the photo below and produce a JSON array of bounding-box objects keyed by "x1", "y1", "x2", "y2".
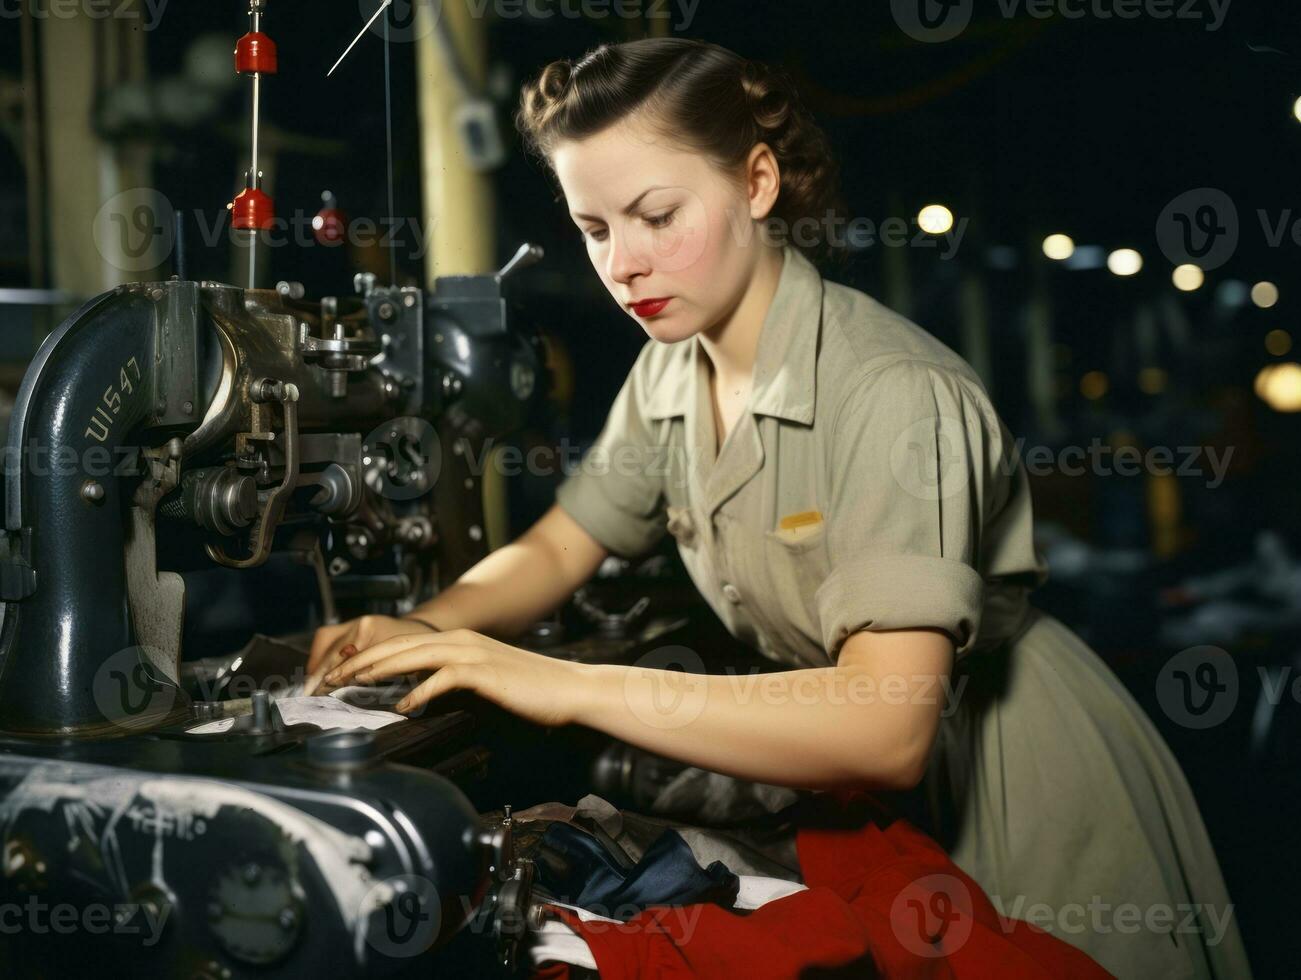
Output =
[{"x1": 528, "y1": 875, "x2": 808, "y2": 970}]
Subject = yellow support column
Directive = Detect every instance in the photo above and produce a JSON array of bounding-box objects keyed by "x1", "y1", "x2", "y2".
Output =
[
  {"x1": 414, "y1": 2, "x2": 507, "y2": 550},
  {"x1": 415, "y1": 0, "x2": 495, "y2": 280}
]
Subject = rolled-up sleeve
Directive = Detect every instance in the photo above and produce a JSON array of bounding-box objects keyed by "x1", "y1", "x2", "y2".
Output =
[
  {"x1": 816, "y1": 359, "x2": 1006, "y2": 662},
  {"x1": 555, "y1": 343, "x2": 668, "y2": 559}
]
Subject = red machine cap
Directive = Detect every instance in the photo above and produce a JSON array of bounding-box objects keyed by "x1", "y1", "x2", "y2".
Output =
[{"x1": 234, "y1": 31, "x2": 278, "y2": 74}]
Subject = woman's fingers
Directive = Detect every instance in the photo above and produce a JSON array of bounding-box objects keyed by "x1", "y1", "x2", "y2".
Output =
[
  {"x1": 328, "y1": 629, "x2": 479, "y2": 679},
  {"x1": 395, "y1": 665, "x2": 472, "y2": 713},
  {"x1": 303, "y1": 643, "x2": 358, "y2": 696},
  {"x1": 325, "y1": 633, "x2": 475, "y2": 685},
  {"x1": 307, "y1": 623, "x2": 351, "y2": 672},
  {"x1": 340, "y1": 647, "x2": 467, "y2": 684}
]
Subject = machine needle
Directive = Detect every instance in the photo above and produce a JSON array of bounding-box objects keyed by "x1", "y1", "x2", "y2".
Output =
[{"x1": 327, "y1": 0, "x2": 393, "y2": 77}]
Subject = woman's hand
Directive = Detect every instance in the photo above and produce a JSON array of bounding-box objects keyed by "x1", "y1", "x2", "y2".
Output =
[
  {"x1": 323, "y1": 628, "x2": 587, "y2": 728},
  {"x1": 305, "y1": 615, "x2": 436, "y2": 693}
]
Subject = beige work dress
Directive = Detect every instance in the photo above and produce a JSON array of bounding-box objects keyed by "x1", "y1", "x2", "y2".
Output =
[{"x1": 555, "y1": 244, "x2": 1251, "y2": 979}]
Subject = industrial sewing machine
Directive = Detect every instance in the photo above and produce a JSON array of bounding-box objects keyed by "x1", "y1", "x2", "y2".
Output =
[
  {"x1": 0, "y1": 250, "x2": 555, "y2": 976},
  {"x1": 0, "y1": 4, "x2": 725, "y2": 974}
]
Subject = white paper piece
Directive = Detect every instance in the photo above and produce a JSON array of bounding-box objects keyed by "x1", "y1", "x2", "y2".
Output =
[
  {"x1": 275, "y1": 696, "x2": 407, "y2": 731},
  {"x1": 185, "y1": 691, "x2": 408, "y2": 735},
  {"x1": 187, "y1": 717, "x2": 237, "y2": 735},
  {"x1": 735, "y1": 874, "x2": 807, "y2": 909}
]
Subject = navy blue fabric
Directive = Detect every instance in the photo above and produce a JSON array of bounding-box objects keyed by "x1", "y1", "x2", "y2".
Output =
[{"x1": 535, "y1": 822, "x2": 740, "y2": 920}]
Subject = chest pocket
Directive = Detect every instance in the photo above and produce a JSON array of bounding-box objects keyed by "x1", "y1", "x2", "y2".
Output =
[{"x1": 759, "y1": 514, "x2": 830, "y2": 663}]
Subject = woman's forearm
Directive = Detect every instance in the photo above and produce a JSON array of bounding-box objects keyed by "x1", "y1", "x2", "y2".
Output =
[
  {"x1": 570, "y1": 659, "x2": 946, "y2": 792},
  {"x1": 406, "y1": 504, "x2": 607, "y2": 638}
]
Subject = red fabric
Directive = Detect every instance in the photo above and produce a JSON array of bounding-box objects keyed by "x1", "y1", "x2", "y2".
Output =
[{"x1": 532, "y1": 793, "x2": 1112, "y2": 979}]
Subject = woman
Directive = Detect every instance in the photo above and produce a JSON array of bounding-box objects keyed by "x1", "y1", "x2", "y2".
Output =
[{"x1": 311, "y1": 38, "x2": 1249, "y2": 978}]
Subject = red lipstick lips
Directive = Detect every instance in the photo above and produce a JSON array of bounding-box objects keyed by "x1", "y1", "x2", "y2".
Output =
[{"x1": 630, "y1": 297, "x2": 671, "y2": 317}]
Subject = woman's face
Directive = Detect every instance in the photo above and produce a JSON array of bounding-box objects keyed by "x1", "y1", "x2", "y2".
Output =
[{"x1": 551, "y1": 116, "x2": 777, "y2": 344}]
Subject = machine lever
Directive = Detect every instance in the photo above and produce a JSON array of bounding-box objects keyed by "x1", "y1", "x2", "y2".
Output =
[{"x1": 206, "y1": 381, "x2": 301, "y2": 569}]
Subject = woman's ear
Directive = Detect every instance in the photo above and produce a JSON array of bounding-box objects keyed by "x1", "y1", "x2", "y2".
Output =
[{"x1": 746, "y1": 142, "x2": 781, "y2": 222}]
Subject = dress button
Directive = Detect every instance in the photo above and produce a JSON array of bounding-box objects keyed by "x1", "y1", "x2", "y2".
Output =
[{"x1": 721, "y1": 583, "x2": 741, "y2": 604}]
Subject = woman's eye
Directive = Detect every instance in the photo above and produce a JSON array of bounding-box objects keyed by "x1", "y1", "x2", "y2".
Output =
[
  {"x1": 581, "y1": 228, "x2": 608, "y2": 243},
  {"x1": 645, "y1": 209, "x2": 677, "y2": 229}
]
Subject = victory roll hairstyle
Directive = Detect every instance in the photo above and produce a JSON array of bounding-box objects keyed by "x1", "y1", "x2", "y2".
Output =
[{"x1": 516, "y1": 37, "x2": 846, "y2": 261}]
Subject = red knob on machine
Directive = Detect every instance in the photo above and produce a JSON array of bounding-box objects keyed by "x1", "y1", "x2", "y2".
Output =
[
  {"x1": 312, "y1": 191, "x2": 346, "y2": 246},
  {"x1": 230, "y1": 186, "x2": 275, "y2": 231},
  {"x1": 234, "y1": 31, "x2": 278, "y2": 74}
]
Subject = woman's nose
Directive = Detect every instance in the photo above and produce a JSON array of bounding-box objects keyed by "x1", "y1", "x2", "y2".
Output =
[{"x1": 607, "y1": 226, "x2": 651, "y2": 284}]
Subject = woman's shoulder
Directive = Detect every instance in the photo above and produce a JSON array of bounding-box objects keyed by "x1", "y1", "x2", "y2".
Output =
[{"x1": 817, "y1": 278, "x2": 994, "y2": 421}]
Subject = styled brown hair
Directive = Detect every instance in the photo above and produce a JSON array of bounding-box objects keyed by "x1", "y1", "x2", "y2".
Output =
[{"x1": 516, "y1": 37, "x2": 845, "y2": 262}]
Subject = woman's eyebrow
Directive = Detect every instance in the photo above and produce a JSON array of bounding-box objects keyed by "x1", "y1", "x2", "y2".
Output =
[{"x1": 570, "y1": 186, "x2": 669, "y2": 222}]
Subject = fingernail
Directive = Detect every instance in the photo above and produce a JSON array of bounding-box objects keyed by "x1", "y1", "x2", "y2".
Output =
[
  {"x1": 340, "y1": 644, "x2": 358, "y2": 658},
  {"x1": 395, "y1": 699, "x2": 410, "y2": 712},
  {"x1": 325, "y1": 670, "x2": 340, "y2": 683}
]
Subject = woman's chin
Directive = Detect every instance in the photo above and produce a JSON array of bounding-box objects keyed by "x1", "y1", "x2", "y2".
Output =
[{"x1": 639, "y1": 314, "x2": 697, "y2": 345}]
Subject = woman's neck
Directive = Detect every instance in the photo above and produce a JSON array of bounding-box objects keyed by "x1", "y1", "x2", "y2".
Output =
[{"x1": 697, "y1": 245, "x2": 784, "y2": 389}]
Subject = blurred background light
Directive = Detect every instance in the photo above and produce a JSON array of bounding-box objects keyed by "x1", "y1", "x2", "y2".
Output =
[
  {"x1": 1251, "y1": 281, "x2": 1280, "y2": 309},
  {"x1": 917, "y1": 204, "x2": 954, "y2": 235},
  {"x1": 1266, "y1": 329, "x2": 1293, "y2": 357},
  {"x1": 1256, "y1": 362, "x2": 1301, "y2": 412},
  {"x1": 1107, "y1": 249, "x2": 1143, "y2": 277},
  {"x1": 1080, "y1": 370, "x2": 1109, "y2": 400},
  {"x1": 1043, "y1": 234, "x2": 1076, "y2": 261},
  {"x1": 1171, "y1": 264, "x2": 1204, "y2": 291}
]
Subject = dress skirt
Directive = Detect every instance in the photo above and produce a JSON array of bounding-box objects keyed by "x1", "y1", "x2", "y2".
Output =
[{"x1": 641, "y1": 606, "x2": 1253, "y2": 979}]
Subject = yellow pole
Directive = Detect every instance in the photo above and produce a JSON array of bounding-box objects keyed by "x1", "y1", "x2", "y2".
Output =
[
  {"x1": 414, "y1": 3, "x2": 508, "y2": 549},
  {"x1": 414, "y1": 0, "x2": 495, "y2": 280}
]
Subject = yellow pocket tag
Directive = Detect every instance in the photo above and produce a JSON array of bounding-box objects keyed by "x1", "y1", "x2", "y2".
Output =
[{"x1": 779, "y1": 510, "x2": 823, "y2": 531}]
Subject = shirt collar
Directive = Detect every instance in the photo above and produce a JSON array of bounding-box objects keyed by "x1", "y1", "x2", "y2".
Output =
[{"x1": 644, "y1": 244, "x2": 823, "y2": 425}]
